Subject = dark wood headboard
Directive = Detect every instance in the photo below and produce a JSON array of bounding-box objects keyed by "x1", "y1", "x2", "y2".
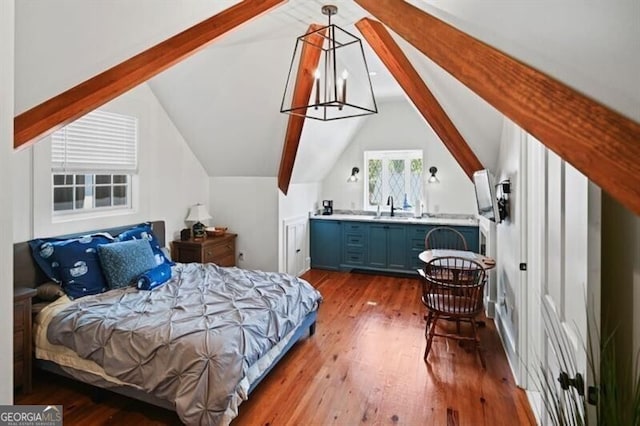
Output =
[{"x1": 13, "y1": 221, "x2": 166, "y2": 288}]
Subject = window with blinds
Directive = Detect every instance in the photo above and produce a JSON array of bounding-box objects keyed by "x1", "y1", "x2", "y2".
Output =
[{"x1": 51, "y1": 110, "x2": 137, "y2": 214}]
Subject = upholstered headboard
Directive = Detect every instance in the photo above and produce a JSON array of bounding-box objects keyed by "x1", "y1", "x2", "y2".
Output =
[{"x1": 13, "y1": 221, "x2": 166, "y2": 288}]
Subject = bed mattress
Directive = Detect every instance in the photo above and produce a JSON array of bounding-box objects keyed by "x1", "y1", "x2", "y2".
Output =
[{"x1": 35, "y1": 263, "x2": 321, "y2": 425}]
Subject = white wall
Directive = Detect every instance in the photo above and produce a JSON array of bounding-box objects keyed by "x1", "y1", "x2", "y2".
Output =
[
  {"x1": 412, "y1": 0, "x2": 640, "y2": 122},
  {"x1": 321, "y1": 99, "x2": 477, "y2": 215},
  {"x1": 0, "y1": 0, "x2": 15, "y2": 403},
  {"x1": 209, "y1": 177, "x2": 279, "y2": 272},
  {"x1": 602, "y1": 194, "x2": 640, "y2": 373},
  {"x1": 493, "y1": 119, "x2": 524, "y2": 371},
  {"x1": 15, "y1": 0, "x2": 238, "y2": 114},
  {"x1": 12, "y1": 83, "x2": 209, "y2": 246},
  {"x1": 278, "y1": 183, "x2": 321, "y2": 273}
]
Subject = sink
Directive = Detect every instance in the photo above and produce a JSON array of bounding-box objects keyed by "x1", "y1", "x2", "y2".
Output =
[{"x1": 370, "y1": 216, "x2": 410, "y2": 221}]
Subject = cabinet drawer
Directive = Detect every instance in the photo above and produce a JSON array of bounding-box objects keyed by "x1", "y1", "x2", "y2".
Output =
[
  {"x1": 344, "y1": 223, "x2": 365, "y2": 232},
  {"x1": 14, "y1": 359, "x2": 23, "y2": 389},
  {"x1": 215, "y1": 255, "x2": 236, "y2": 267},
  {"x1": 14, "y1": 331, "x2": 23, "y2": 357},
  {"x1": 14, "y1": 302, "x2": 25, "y2": 331},
  {"x1": 407, "y1": 226, "x2": 430, "y2": 238},
  {"x1": 345, "y1": 234, "x2": 365, "y2": 246},
  {"x1": 176, "y1": 246, "x2": 202, "y2": 263},
  {"x1": 409, "y1": 237, "x2": 426, "y2": 250},
  {"x1": 343, "y1": 250, "x2": 365, "y2": 265},
  {"x1": 204, "y1": 244, "x2": 234, "y2": 263}
]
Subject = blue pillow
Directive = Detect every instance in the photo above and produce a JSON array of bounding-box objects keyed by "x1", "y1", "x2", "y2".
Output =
[
  {"x1": 29, "y1": 238, "x2": 65, "y2": 283},
  {"x1": 29, "y1": 234, "x2": 114, "y2": 299},
  {"x1": 116, "y1": 223, "x2": 174, "y2": 266},
  {"x1": 136, "y1": 263, "x2": 172, "y2": 291},
  {"x1": 98, "y1": 239, "x2": 157, "y2": 289}
]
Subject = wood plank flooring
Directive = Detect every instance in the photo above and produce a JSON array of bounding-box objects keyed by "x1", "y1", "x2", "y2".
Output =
[{"x1": 16, "y1": 270, "x2": 536, "y2": 425}]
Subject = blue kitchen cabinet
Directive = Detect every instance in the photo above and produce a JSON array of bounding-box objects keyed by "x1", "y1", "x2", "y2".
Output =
[
  {"x1": 367, "y1": 224, "x2": 407, "y2": 271},
  {"x1": 406, "y1": 225, "x2": 431, "y2": 270},
  {"x1": 341, "y1": 222, "x2": 367, "y2": 267},
  {"x1": 455, "y1": 226, "x2": 479, "y2": 252},
  {"x1": 310, "y1": 218, "x2": 479, "y2": 274},
  {"x1": 310, "y1": 219, "x2": 341, "y2": 270},
  {"x1": 367, "y1": 225, "x2": 387, "y2": 268}
]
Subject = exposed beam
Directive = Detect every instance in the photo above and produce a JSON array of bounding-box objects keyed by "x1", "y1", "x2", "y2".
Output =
[
  {"x1": 14, "y1": 0, "x2": 286, "y2": 149},
  {"x1": 356, "y1": 18, "x2": 482, "y2": 180},
  {"x1": 355, "y1": 0, "x2": 640, "y2": 215},
  {"x1": 278, "y1": 24, "x2": 326, "y2": 195}
]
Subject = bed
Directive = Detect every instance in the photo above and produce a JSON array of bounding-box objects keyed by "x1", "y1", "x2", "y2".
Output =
[{"x1": 14, "y1": 221, "x2": 321, "y2": 425}]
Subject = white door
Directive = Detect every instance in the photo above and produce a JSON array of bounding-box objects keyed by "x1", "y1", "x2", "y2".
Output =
[
  {"x1": 526, "y1": 135, "x2": 601, "y2": 424},
  {"x1": 285, "y1": 219, "x2": 307, "y2": 277}
]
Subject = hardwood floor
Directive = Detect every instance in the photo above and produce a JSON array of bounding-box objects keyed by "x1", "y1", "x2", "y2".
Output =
[{"x1": 16, "y1": 270, "x2": 536, "y2": 425}]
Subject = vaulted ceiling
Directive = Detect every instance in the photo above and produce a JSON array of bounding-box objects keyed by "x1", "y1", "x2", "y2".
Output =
[{"x1": 14, "y1": 0, "x2": 640, "y2": 211}]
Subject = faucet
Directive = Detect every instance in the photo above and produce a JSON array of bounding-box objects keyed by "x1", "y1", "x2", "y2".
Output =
[{"x1": 387, "y1": 195, "x2": 396, "y2": 217}]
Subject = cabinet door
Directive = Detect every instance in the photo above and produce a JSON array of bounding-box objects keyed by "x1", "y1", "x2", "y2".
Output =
[
  {"x1": 310, "y1": 220, "x2": 341, "y2": 270},
  {"x1": 386, "y1": 225, "x2": 407, "y2": 270},
  {"x1": 454, "y1": 226, "x2": 480, "y2": 252},
  {"x1": 367, "y1": 225, "x2": 388, "y2": 268}
]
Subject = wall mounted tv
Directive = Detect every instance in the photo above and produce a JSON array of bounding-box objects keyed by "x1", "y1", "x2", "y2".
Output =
[{"x1": 473, "y1": 169, "x2": 500, "y2": 222}]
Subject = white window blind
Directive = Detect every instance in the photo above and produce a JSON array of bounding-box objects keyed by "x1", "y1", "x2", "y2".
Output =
[{"x1": 52, "y1": 110, "x2": 138, "y2": 173}]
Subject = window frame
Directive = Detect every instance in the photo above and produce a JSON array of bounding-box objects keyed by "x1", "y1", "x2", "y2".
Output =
[
  {"x1": 50, "y1": 109, "x2": 138, "y2": 218},
  {"x1": 363, "y1": 149, "x2": 424, "y2": 211},
  {"x1": 52, "y1": 173, "x2": 132, "y2": 216}
]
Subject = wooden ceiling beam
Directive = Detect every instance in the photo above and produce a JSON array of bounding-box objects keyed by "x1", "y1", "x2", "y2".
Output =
[
  {"x1": 278, "y1": 24, "x2": 326, "y2": 195},
  {"x1": 14, "y1": 0, "x2": 286, "y2": 149},
  {"x1": 355, "y1": 0, "x2": 640, "y2": 215},
  {"x1": 356, "y1": 18, "x2": 482, "y2": 180}
]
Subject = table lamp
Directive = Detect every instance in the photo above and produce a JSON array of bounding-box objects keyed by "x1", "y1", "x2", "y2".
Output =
[{"x1": 186, "y1": 204, "x2": 211, "y2": 239}]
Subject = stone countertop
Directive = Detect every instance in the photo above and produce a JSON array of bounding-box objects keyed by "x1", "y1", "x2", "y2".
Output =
[{"x1": 310, "y1": 212, "x2": 479, "y2": 227}]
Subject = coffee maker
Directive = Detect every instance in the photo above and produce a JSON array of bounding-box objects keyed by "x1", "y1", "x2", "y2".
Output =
[{"x1": 322, "y1": 200, "x2": 333, "y2": 215}]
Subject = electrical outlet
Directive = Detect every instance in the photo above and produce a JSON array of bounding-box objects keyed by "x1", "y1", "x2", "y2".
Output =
[{"x1": 238, "y1": 252, "x2": 244, "y2": 261}]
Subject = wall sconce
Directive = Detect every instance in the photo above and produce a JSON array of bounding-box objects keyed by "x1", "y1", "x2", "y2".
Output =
[
  {"x1": 428, "y1": 166, "x2": 440, "y2": 183},
  {"x1": 496, "y1": 180, "x2": 511, "y2": 221},
  {"x1": 347, "y1": 166, "x2": 360, "y2": 183}
]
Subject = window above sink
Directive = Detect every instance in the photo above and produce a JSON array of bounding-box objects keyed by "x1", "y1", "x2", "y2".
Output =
[{"x1": 364, "y1": 150, "x2": 423, "y2": 212}]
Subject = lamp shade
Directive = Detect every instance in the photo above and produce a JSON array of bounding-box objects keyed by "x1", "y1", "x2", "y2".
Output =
[{"x1": 185, "y1": 204, "x2": 211, "y2": 222}]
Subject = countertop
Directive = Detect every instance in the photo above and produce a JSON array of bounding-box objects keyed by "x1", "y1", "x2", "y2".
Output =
[{"x1": 310, "y1": 212, "x2": 479, "y2": 227}]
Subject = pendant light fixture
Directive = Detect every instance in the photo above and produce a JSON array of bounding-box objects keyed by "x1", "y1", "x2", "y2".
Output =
[{"x1": 280, "y1": 5, "x2": 378, "y2": 121}]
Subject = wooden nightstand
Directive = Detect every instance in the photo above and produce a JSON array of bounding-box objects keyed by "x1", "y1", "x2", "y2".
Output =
[
  {"x1": 172, "y1": 233, "x2": 237, "y2": 266},
  {"x1": 14, "y1": 287, "x2": 37, "y2": 394}
]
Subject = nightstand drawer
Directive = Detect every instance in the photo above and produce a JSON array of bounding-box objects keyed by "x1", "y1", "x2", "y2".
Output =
[
  {"x1": 13, "y1": 331, "x2": 23, "y2": 357},
  {"x1": 205, "y1": 243, "x2": 234, "y2": 261},
  {"x1": 215, "y1": 255, "x2": 236, "y2": 267},
  {"x1": 172, "y1": 234, "x2": 237, "y2": 267},
  {"x1": 14, "y1": 302, "x2": 25, "y2": 331},
  {"x1": 14, "y1": 359, "x2": 23, "y2": 388},
  {"x1": 14, "y1": 287, "x2": 36, "y2": 394}
]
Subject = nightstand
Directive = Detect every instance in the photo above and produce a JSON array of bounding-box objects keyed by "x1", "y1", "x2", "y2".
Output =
[
  {"x1": 14, "y1": 287, "x2": 37, "y2": 394},
  {"x1": 172, "y1": 233, "x2": 237, "y2": 266}
]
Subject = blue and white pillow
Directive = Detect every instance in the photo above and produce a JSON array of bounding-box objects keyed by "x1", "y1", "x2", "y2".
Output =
[
  {"x1": 98, "y1": 239, "x2": 158, "y2": 289},
  {"x1": 136, "y1": 262, "x2": 172, "y2": 291},
  {"x1": 116, "y1": 223, "x2": 174, "y2": 266},
  {"x1": 29, "y1": 233, "x2": 114, "y2": 299}
]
